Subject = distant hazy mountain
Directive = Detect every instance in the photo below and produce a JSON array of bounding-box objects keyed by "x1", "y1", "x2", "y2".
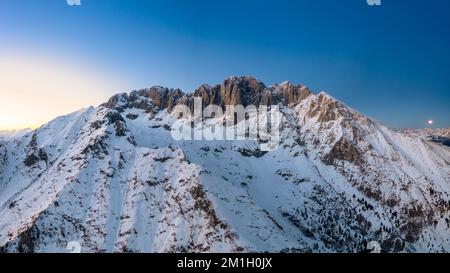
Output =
[
  {"x1": 1, "y1": 77, "x2": 449, "y2": 253},
  {"x1": 0, "y1": 129, "x2": 32, "y2": 140},
  {"x1": 403, "y1": 129, "x2": 450, "y2": 147}
]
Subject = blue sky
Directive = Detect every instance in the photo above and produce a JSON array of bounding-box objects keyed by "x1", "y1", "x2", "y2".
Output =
[{"x1": 0, "y1": 0, "x2": 449, "y2": 129}]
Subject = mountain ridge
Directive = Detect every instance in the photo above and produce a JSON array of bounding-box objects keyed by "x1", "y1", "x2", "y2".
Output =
[{"x1": 0, "y1": 76, "x2": 449, "y2": 253}]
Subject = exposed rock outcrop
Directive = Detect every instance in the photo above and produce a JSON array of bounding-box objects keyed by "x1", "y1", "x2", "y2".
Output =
[
  {"x1": 102, "y1": 76, "x2": 312, "y2": 113},
  {"x1": 323, "y1": 138, "x2": 363, "y2": 166},
  {"x1": 276, "y1": 81, "x2": 312, "y2": 105}
]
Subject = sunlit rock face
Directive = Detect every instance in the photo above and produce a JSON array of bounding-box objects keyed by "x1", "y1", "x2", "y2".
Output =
[
  {"x1": 102, "y1": 76, "x2": 313, "y2": 113},
  {"x1": 0, "y1": 77, "x2": 449, "y2": 253}
]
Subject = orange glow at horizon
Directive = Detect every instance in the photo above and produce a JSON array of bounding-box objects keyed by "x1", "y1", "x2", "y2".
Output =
[{"x1": 0, "y1": 54, "x2": 127, "y2": 131}]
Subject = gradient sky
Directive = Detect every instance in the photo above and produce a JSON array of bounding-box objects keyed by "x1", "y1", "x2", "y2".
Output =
[{"x1": 0, "y1": 0, "x2": 449, "y2": 129}]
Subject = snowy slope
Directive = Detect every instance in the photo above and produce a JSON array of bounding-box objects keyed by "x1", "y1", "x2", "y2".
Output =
[{"x1": 0, "y1": 77, "x2": 449, "y2": 253}]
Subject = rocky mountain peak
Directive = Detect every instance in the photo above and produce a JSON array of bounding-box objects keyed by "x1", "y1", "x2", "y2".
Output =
[
  {"x1": 102, "y1": 76, "x2": 313, "y2": 114},
  {"x1": 1, "y1": 76, "x2": 449, "y2": 253},
  {"x1": 219, "y1": 76, "x2": 266, "y2": 106}
]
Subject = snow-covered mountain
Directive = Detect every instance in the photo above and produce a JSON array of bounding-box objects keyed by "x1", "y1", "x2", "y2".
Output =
[
  {"x1": 1, "y1": 76, "x2": 449, "y2": 253},
  {"x1": 0, "y1": 129, "x2": 31, "y2": 140},
  {"x1": 403, "y1": 129, "x2": 450, "y2": 147}
]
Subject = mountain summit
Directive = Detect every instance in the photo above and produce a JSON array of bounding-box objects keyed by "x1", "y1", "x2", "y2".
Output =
[{"x1": 0, "y1": 77, "x2": 449, "y2": 253}]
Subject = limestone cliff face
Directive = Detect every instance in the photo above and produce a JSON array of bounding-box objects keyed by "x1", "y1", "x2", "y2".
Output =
[
  {"x1": 193, "y1": 84, "x2": 222, "y2": 108},
  {"x1": 276, "y1": 81, "x2": 312, "y2": 105},
  {"x1": 103, "y1": 76, "x2": 312, "y2": 113},
  {"x1": 219, "y1": 76, "x2": 266, "y2": 107}
]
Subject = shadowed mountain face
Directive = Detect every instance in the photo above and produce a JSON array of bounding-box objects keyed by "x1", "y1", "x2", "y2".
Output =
[{"x1": 0, "y1": 77, "x2": 449, "y2": 253}]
